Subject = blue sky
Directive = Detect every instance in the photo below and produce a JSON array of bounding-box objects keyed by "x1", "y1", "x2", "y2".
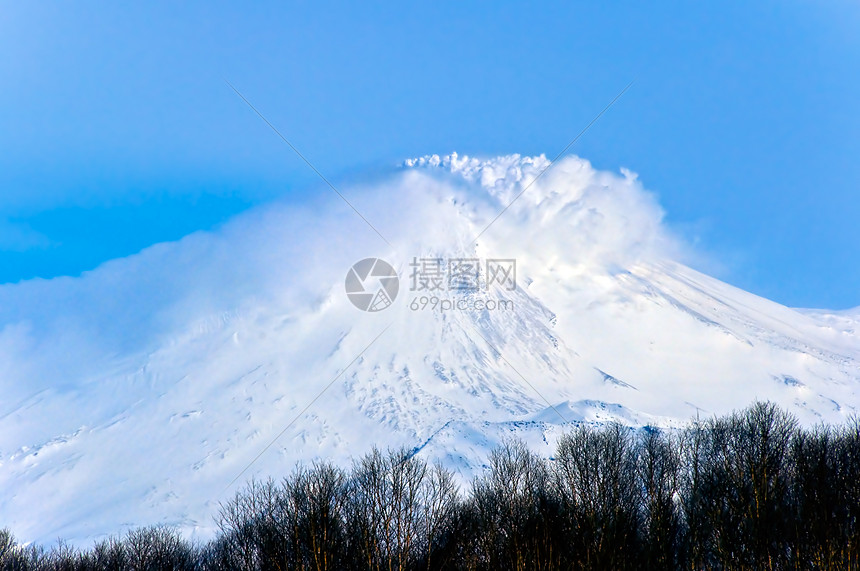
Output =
[{"x1": 1, "y1": 1, "x2": 858, "y2": 309}]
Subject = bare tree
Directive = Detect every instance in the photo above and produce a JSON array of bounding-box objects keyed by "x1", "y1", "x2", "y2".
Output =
[
  {"x1": 636, "y1": 427, "x2": 681, "y2": 570},
  {"x1": 123, "y1": 526, "x2": 196, "y2": 571},
  {"x1": 466, "y1": 438, "x2": 557, "y2": 571},
  {"x1": 681, "y1": 402, "x2": 797, "y2": 569},
  {"x1": 286, "y1": 462, "x2": 349, "y2": 571},
  {"x1": 346, "y1": 447, "x2": 459, "y2": 571},
  {"x1": 554, "y1": 423, "x2": 640, "y2": 570}
]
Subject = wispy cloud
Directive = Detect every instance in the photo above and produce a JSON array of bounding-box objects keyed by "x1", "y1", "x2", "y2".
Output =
[{"x1": 0, "y1": 218, "x2": 53, "y2": 252}]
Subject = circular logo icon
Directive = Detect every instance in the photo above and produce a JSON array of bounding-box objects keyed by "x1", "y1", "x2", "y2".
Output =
[{"x1": 345, "y1": 258, "x2": 399, "y2": 312}]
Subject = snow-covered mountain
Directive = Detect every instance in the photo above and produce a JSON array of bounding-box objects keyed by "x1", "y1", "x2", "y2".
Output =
[{"x1": 0, "y1": 154, "x2": 858, "y2": 544}]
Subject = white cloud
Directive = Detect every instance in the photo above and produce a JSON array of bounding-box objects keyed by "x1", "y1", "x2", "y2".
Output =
[
  {"x1": 0, "y1": 153, "x2": 690, "y2": 396},
  {"x1": 403, "y1": 153, "x2": 688, "y2": 272}
]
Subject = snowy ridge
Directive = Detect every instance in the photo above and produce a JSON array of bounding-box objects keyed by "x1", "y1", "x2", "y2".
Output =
[{"x1": 0, "y1": 154, "x2": 857, "y2": 544}]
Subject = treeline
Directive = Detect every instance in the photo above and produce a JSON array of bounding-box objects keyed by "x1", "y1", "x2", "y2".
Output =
[{"x1": 3, "y1": 401, "x2": 860, "y2": 570}]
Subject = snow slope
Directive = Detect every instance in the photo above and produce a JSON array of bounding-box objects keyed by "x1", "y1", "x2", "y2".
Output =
[{"x1": 0, "y1": 154, "x2": 857, "y2": 544}]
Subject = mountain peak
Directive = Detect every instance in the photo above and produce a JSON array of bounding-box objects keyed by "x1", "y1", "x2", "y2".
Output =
[{"x1": 1, "y1": 154, "x2": 858, "y2": 544}]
